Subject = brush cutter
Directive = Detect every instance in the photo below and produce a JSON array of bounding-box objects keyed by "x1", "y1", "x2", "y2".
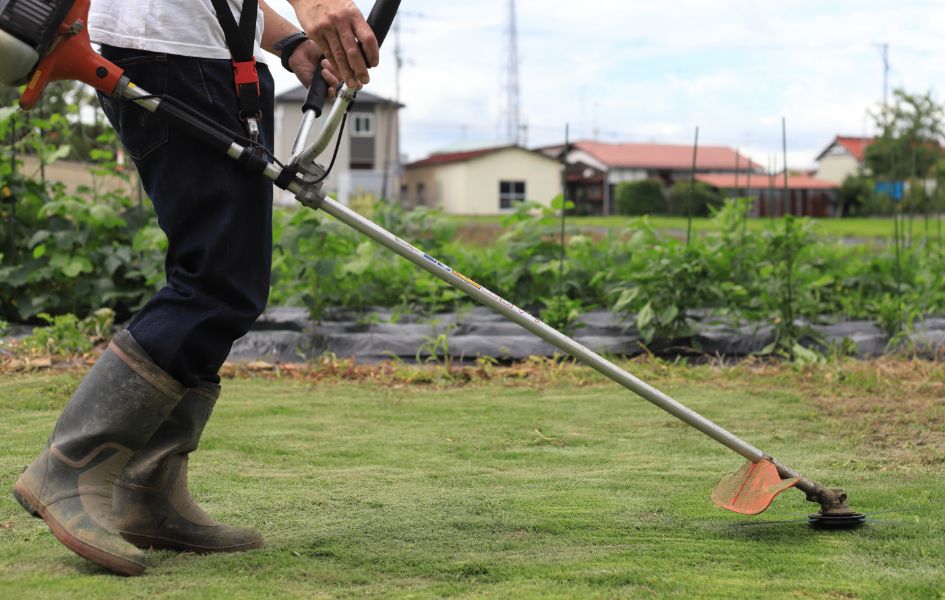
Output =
[{"x1": 0, "y1": 0, "x2": 865, "y2": 528}]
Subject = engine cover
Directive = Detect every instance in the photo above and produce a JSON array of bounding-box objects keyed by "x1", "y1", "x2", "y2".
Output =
[{"x1": 0, "y1": 0, "x2": 74, "y2": 85}]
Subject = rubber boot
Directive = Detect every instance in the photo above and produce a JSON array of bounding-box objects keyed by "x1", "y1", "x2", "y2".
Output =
[
  {"x1": 13, "y1": 331, "x2": 185, "y2": 576},
  {"x1": 113, "y1": 383, "x2": 264, "y2": 553}
]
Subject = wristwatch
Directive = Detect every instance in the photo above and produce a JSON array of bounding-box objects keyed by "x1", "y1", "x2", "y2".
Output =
[{"x1": 273, "y1": 31, "x2": 309, "y2": 74}]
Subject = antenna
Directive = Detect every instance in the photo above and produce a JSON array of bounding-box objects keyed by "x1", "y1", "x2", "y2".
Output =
[{"x1": 504, "y1": 0, "x2": 521, "y2": 146}]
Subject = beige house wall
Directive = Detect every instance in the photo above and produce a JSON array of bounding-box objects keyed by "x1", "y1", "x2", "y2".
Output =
[
  {"x1": 815, "y1": 154, "x2": 861, "y2": 184},
  {"x1": 403, "y1": 162, "x2": 466, "y2": 212},
  {"x1": 461, "y1": 149, "x2": 560, "y2": 215},
  {"x1": 404, "y1": 148, "x2": 561, "y2": 215}
]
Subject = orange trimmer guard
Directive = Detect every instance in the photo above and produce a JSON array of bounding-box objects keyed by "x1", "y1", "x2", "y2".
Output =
[{"x1": 711, "y1": 459, "x2": 799, "y2": 515}]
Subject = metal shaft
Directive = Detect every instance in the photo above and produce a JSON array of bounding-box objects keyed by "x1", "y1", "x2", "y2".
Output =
[
  {"x1": 317, "y1": 195, "x2": 766, "y2": 462},
  {"x1": 291, "y1": 84, "x2": 358, "y2": 168},
  {"x1": 114, "y1": 77, "x2": 855, "y2": 513},
  {"x1": 120, "y1": 77, "x2": 764, "y2": 462},
  {"x1": 288, "y1": 110, "x2": 317, "y2": 164}
]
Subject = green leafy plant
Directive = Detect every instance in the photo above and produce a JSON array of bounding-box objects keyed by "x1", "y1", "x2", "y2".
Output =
[
  {"x1": 539, "y1": 295, "x2": 585, "y2": 333},
  {"x1": 19, "y1": 308, "x2": 115, "y2": 356}
]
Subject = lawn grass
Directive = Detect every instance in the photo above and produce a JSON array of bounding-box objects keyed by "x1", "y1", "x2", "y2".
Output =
[
  {"x1": 1, "y1": 361, "x2": 943, "y2": 598},
  {"x1": 452, "y1": 214, "x2": 945, "y2": 242}
]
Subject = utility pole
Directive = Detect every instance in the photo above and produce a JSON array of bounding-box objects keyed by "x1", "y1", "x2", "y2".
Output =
[
  {"x1": 504, "y1": 0, "x2": 521, "y2": 146},
  {"x1": 878, "y1": 43, "x2": 890, "y2": 124},
  {"x1": 382, "y1": 11, "x2": 423, "y2": 203}
]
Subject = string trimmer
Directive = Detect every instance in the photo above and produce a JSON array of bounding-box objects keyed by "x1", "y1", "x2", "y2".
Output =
[{"x1": 0, "y1": 0, "x2": 865, "y2": 528}]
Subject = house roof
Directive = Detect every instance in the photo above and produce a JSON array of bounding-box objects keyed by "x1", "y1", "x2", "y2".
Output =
[
  {"x1": 695, "y1": 173, "x2": 837, "y2": 191},
  {"x1": 275, "y1": 86, "x2": 404, "y2": 107},
  {"x1": 547, "y1": 141, "x2": 763, "y2": 172},
  {"x1": 405, "y1": 145, "x2": 556, "y2": 169},
  {"x1": 816, "y1": 136, "x2": 873, "y2": 162}
]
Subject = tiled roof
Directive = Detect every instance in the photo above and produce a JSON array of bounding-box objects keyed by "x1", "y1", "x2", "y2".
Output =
[
  {"x1": 568, "y1": 141, "x2": 763, "y2": 171},
  {"x1": 816, "y1": 136, "x2": 873, "y2": 162},
  {"x1": 275, "y1": 86, "x2": 403, "y2": 107},
  {"x1": 405, "y1": 145, "x2": 519, "y2": 169},
  {"x1": 695, "y1": 173, "x2": 838, "y2": 190}
]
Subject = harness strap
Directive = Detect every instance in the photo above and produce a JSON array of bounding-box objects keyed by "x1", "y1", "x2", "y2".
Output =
[{"x1": 209, "y1": 0, "x2": 261, "y2": 122}]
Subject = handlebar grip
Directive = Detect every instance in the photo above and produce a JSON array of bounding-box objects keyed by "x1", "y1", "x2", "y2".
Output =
[
  {"x1": 366, "y1": 0, "x2": 401, "y2": 48},
  {"x1": 302, "y1": 71, "x2": 331, "y2": 117},
  {"x1": 301, "y1": 0, "x2": 402, "y2": 117}
]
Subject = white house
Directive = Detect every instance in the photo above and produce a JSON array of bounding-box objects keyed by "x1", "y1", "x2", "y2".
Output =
[
  {"x1": 273, "y1": 87, "x2": 403, "y2": 205},
  {"x1": 403, "y1": 145, "x2": 562, "y2": 215},
  {"x1": 814, "y1": 136, "x2": 873, "y2": 184}
]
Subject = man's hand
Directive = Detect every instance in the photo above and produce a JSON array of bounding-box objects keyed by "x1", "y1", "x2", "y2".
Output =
[
  {"x1": 287, "y1": 39, "x2": 341, "y2": 95},
  {"x1": 289, "y1": 0, "x2": 380, "y2": 90}
]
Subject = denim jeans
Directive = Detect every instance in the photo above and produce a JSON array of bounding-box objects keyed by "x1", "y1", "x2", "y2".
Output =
[{"x1": 98, "y1": 46, "x2": 275, "y2": 386}]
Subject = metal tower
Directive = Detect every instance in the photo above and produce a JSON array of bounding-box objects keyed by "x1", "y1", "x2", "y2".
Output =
[{"x1": 504, "y1": 0, "x2": 521, "y2": 146}]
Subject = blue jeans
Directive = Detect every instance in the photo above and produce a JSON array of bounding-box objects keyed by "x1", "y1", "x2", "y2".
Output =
[{"x1": 98, "y1": 46, "x2": 275, "y2": 386}]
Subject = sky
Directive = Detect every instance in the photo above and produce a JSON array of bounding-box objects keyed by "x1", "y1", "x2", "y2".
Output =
[{"x1": 266, "y1": 0, "x2": 945, "y2": 170}]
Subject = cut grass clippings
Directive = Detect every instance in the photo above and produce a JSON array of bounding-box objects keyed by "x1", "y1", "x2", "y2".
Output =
[{"x1": 1, "y1": 356, "x2": 943, "y2": 598}]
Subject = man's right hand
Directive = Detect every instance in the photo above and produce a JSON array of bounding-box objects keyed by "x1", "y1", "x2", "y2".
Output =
[{"x1": 288, "y1": 0, "x2": 380, "y2": 90}]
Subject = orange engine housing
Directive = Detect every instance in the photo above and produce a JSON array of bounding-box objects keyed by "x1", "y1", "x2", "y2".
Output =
[{"x1": 20, "y1": 0, "x2": 125, "y2": 110}]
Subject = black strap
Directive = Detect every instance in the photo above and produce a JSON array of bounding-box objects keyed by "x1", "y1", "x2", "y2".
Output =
[
  {"x1": 209, "y1": 0, "x2": 261, "y2": 121},
  {"x1": 209, "y1": 0, "x2": 258, "y2": 61}
]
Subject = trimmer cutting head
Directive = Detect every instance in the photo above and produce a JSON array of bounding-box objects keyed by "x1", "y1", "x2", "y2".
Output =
[
  {"x1": 713, "y1": 459, "x2": 866, "y2": 529},
  {"x1": 808, "y1": 512, "x2": 867, "y2": 529}
]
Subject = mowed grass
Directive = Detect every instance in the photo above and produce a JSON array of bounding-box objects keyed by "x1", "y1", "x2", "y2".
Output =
[{"x1": 1, "y1": 363, "x2": 943, "y2": 599}]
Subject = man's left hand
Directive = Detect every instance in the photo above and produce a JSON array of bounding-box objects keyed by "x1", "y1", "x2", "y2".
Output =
[{"x1": 288, "y1": 39, "x2": 341, "y2": 95}]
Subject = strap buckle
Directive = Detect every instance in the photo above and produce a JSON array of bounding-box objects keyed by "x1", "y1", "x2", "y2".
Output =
[
  {"x1": 232, "y1": 58, "x2": 261, "y2": 141},
  {"x1": 245, "y1": 117, "x2": 260, "y2": 143}
]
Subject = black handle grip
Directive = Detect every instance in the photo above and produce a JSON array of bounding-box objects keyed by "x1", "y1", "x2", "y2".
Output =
[
  {"x1": 302, "y1": 0, "x2": 402, "y2": 117},
  {"x1": 365, "y1": 0, "x2": 401, "y2": 48}
]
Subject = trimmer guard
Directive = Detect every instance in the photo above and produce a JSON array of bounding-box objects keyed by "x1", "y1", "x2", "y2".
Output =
[{"x1": 711, "y1": 459, "x2": 799, "y2": 515}]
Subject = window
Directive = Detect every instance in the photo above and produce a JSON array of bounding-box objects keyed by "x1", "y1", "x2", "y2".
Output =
[
  {"x1": 351, "y1": 113, "x2": 374, "y2": 137},
  {"x1": 416, "y1": 182, "x2": 427, "y2": 206},
  {"x1": 499, "y1": 180, "x2": 526, "y2": 210}
]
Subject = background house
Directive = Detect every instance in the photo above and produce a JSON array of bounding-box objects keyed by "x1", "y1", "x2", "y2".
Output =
[
  {"x1": 540, "y1": 141, "x2": 764, "y2": 215},
  {"x1": 403, "y1": 145, "x2": 562, "y2": 215},
  {"x1": 814, "y1": 136, "x2": 873, "y2": 184},
  {"x1": 273, "y1": 87, "x2": 403, "y2": 205},
  {"x1": 696, "y1": 173, "x2": 838, "y2": 217}
]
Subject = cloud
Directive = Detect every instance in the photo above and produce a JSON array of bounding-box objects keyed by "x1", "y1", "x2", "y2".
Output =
[{"x1": 266, "y1": 0, "x2": 945, "y2": 168}]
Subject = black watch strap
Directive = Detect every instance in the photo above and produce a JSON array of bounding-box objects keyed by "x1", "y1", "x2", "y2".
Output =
[{"x1": 274, "y1": 31, "x2": 309, "y2": 73}]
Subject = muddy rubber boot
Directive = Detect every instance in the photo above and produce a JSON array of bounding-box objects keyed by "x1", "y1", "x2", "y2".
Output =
[
  {"x1": 12, "y1": 331, "x2": 185, "y2": 576},
  {"x1": 114, "y1": 383, "x2": 264, "y2": 553}
]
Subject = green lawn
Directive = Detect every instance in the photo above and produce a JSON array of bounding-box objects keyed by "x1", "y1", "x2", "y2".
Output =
[
  {"x1": 1, "y1": 363, "x2": 943, "y2": 598},
  {"x1": 453, "y1": 214, "x2": 945, "y2": 242}
]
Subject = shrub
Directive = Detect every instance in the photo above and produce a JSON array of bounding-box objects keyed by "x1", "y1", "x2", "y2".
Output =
[
  {"x1": 666, "y1": 181, "x2": 723, "y2": 217},
  {"x1": 615, "y1": 179, "x2": 666, "y2": 215}
]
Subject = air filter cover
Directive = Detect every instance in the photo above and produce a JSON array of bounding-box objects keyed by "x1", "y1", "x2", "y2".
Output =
[{"x1": 0, "y1": 28, "x2": 39, "y2": 85}]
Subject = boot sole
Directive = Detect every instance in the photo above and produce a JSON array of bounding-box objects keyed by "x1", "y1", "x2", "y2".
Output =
[
  {"x1": 13, "y1": 480, "x2": 146, "y2": 577},
  {"x1": 121, "y1": 531, "x2": 265, "y2": 554},
  {"x1": 12, "y1": 483, "x2": 40, "y2": 518}
]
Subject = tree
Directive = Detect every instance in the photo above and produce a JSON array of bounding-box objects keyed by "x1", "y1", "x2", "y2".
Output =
[{"x1": 866, "y1": 89, "x2": 944, "y2": 181}]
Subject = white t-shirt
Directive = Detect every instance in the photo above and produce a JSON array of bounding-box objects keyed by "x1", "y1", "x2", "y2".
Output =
[{"x1": 88, "y1": 0, "x2": 266, "y2": 62}]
